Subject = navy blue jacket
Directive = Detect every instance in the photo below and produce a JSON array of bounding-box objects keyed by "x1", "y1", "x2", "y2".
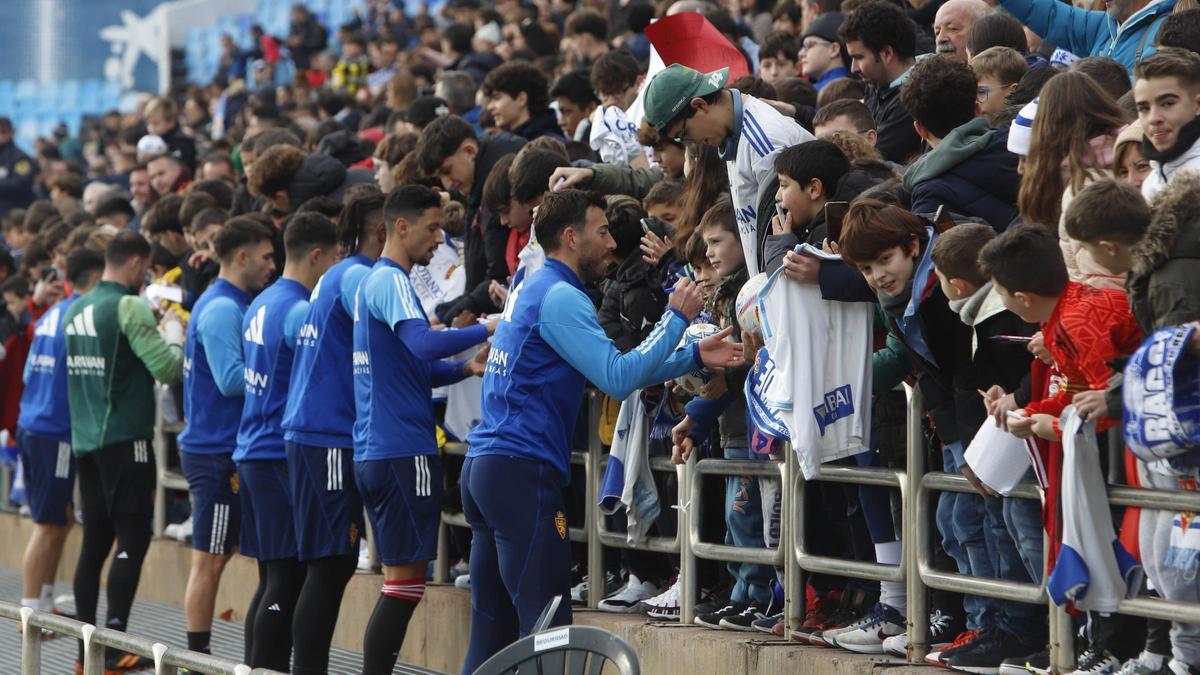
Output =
[{"x1": 903, "y1": 118, "x2": 1020, "y2": 233}]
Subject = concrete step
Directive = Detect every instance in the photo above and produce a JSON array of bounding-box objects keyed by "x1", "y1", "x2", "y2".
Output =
[{"x1": 0, "y1": 511, "x2": 936, "y2": 673}]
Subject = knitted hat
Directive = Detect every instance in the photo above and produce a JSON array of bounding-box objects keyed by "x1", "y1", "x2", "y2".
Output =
[
  {"x1": 801, "y1": 12, "x2": 845, "y2": 44},
  {"x1": 1006, "y1": 98, "x2": 1038, "y2": 156}
]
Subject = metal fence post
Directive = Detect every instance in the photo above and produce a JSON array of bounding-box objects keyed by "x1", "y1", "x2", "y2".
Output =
[
  {"x1": 904, "y1": 385, "x2": 929, "y2": 662},
  {"x1": 782, "y1": 444, "x2": 802, "y2": 633},
  {"x1": 679, "y1": 449, "x2": 697, "y2": 625},
  {"x1": 82, "y1": 623, "x2": 104, "y2": 675},
  {"x1": 19, "y1": 606, "x2": 41, "y2": 675},
  {"x1": 585, "y1": 394, "x2": 603, "y2": 610},
  {"x1": 433, "y1": 520, "x2": 450, "y2": 584},
  {"x1": 153, "y1": 642, "x2": 178, "y2": 675}
]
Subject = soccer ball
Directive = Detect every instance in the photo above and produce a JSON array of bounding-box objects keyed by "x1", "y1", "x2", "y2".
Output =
[
  {"x1": 673, "y1": 323, "x2": 721, "y2": 396},
  {"x1": 736, "y1": 272, "x2": 769, "y2": 334}
]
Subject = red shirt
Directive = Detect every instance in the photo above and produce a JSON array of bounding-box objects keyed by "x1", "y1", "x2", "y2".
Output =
[{"x1": 1024, "y1": 282, "x2": 1144, "y2": 431}]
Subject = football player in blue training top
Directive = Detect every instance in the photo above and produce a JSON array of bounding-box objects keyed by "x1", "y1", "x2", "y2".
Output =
[
  {"x1": 461, "y1": 189, "x2": 743, "y2": 672},
  {"x1": 234, "y1": 212, "x2": 338, "y2": 671},
  {"x1": 177, "y1": 216, "x2": 277, "y2": 657},
  {"x1": 281, "y1": 189, "x2": 386, "y2": 675},
  {"x1": 16, "y1": 246, "x2": 104, "y2": 622},
  {"x1": 352, "y1": 184, "x2": 495, "y2": 675}
]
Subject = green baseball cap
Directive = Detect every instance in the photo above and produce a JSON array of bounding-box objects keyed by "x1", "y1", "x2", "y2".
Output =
[{"x1": 643, "y1": 64, "x2": 730, "y2": 131}]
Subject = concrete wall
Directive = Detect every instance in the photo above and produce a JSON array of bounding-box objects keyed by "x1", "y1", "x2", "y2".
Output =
[{"x1": 0, "y1": 512, "x2": 930, "y2": 674}]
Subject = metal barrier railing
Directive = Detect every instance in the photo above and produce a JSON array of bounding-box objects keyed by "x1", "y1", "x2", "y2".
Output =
[
  {"x1": 0, "y1": 601, "x2": 283, "y2": 675},
  {"x1": 19, "y1": 381, "x2": 1198, "y2": 671}
]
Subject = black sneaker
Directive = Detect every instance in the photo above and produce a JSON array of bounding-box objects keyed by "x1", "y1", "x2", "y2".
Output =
[
  {"x1": 1072, "y1": 647, "x2": 1120, "y2": 673},
  {"x1": 944, "y1": 628, "x2": 1030, "y2": 674},
  {"x1": 719, "y1": 604, "x2": 767, "y2": 632},
  {"x1": 694, "y1": 603, "x2": 748, "y2": 629},
  {"x1": 998, "y1": 646, "x2": 1051, "y2": 675},
  {"x1": 694, "y1": 586, "x2": 727, "y2": 616}
]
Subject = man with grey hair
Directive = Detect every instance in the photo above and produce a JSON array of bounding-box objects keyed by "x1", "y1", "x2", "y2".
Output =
[
  {"x1": 435, "y1": 70, "x2": 482, "y2": 130},
  {"x1": 82, "y1": 181, "x2": 118, "y2": 215},
  {"x1": 935, "y1": 0, "x2": 991, "y2": 61}
]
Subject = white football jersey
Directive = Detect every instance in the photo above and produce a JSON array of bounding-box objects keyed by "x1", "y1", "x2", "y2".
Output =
[
  {"x1": 590, "y1": 105, "x2": 649, "y2": 166},
  {"x1": 726, "y1": 94, "x2": 813, "y2": 276},
  {"x1": 758, "y1": 247, "x2": 873, "y2": 478}
]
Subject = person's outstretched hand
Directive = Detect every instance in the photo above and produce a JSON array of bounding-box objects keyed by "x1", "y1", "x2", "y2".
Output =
[
  {"x1": 546, "y1": 166, "x2": 593, "y2": 192},
  {"x1": 697, "y1": 326, "x2": 744, "y2": 370}
]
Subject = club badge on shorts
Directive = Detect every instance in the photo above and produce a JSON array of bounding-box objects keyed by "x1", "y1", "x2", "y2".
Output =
[
  {"x1": 555, "y1": 511, "x2": 567, "y2": 539},
  {"x1": 348, "y1": 522, "x2": 359, "y2": 546},
  {"x1": 230, "y1": 473, "x2": 239, "y2": 494}
]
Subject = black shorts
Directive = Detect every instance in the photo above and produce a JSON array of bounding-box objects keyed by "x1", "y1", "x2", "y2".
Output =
[{"x1": 76, "y1": 439, "x2": 156, "y2": 521}]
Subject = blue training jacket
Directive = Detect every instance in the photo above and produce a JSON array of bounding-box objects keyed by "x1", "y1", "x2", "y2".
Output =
[
  {"x1": 998, "y1": 0, "x2": 1176, "y2": 69},
  {"x1": 235, "y1": 278, "x2": 309, "y2": 463},
  {"x1": 467, "y1": 258, "x2": 702, "y2": 485},
  {"x1": 178, "y1": 279, "x2": 249, "y2": 454},
  {"x1": 18, "y1": 294, "x2": 78, "y2": 442},
  {"x1": 282, "y1": 254, "x2": 371, "y2": 449}
]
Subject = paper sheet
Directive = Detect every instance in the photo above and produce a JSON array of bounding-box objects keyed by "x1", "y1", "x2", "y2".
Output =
[{"x1": 964, "y1": 418, "x2": 1034, "y2": 495}]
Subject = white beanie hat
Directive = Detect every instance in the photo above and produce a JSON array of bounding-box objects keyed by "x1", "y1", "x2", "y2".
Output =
[{"x1": 1007, "y1": 98, "x2": 1039, "y2": 156}]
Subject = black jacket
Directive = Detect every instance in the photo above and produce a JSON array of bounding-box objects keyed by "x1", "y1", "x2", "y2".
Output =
[
  {"x1": 451, "y1": 51, "x2": 502, "y2": 86},
  {"x1": 865, "y1": 79, "x2": 922, "y2": 165},
  {"x1": 953, "y1": 284, "x2": 1037, "y2": 408},
  {"x1": 598, "y1": 255, "x2": 670, "y2": 352},
  {"x1": 438, "y1": 131, "x2": 526, "y2": 320},
  {"x1": 512, "y1": 111, "x2": 566, "y2": 141},
  {"x1": 0, "y1": 141, "x2": 34, "y2": 217},
  {"x1": 286, "y1": 153, "x2": 374, "y2": 208},
  {"x1": 288, "y1": 16, "x2": 327, "y2": 69},
  {"x1": 160, "y1": 125, "x2": 197, "y2": 172}
]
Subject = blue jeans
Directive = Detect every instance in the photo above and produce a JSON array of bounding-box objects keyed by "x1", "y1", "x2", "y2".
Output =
[
  {"x1": 936, "y1": 444, "x2": 995, "y2": 630},
  {"x1": 985, "y1": 492, "x2": 1045, "y2": 638},
  {"x1": 1003, "y1": 468, "x2": 1044, "y2": 585},
  {"x1": 724, "y1": 446, "x2": 775, "y2": 606}
]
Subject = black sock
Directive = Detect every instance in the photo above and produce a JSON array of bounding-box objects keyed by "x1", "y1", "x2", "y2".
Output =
[
  {"x1": 248, "y1": 558, "x2": 306, "y2": 671},
  {"x1": 187, "y1": 630, "x2": 212, "y2": 654},
  {"x1": 244, "y1": 561, "x2": 267, "y2": 664},
  {"x1": 292, "y1": 555, "x2": 357, "y2": 675},
  {"x1": 361, "y1": 595, "x2": 419, "y2": 675}
]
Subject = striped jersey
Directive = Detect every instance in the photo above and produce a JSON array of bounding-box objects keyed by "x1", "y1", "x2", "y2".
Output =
[{"x1": 720, "y1": 92, "x2": 813, "y2": 276}]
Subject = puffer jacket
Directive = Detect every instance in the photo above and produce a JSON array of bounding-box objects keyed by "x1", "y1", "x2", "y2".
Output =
[
  {"x1": 902, "y1": 118, "x2": 1019, "y2": 233},
  {"x1": 286, "y1": 152, "x2": 374, "y2": 208},
  {"x1": 1129, "y1": 170, "x2": 1200, "y2": 333},
  {"x1": 997, "y1": 0, "x2": 1176, "y2": 69}
]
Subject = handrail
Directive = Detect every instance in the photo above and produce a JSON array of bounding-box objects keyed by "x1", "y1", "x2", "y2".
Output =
[{"x1": 0, "y1": 601, "x2": 283, "y2": 675}]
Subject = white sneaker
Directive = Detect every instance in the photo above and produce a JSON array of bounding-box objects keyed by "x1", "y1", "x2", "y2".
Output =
[
  {"x1": 882, "y1": 632, "x2": 909, "y2": 658},
  {"x1": 163, "y1": 516, "x2": 192, "y2": 542},
  {"x1": 357, "y1": 539, "x2": 372, "y2": 571},
  {"x1": 1115, "y1": 652, "x2": 1168, "y2": 675},
  {"x1": 570, "y1": 577, "x2": 590, "y2": 605},
  {"x1": 598, "y1": 574, "x2": 659, "y2": 613},
  {"x1": 454, "y1": 574, "x2": 471, "y2": 590},
  {"x1": 639, "y1": 579, "x2": 680, "y2": 621},
  {"x1": 830, "y1": 603, "x2": 906, "y2": 655},
  {"x1": 1169, "y1": 659, "x2": 1194, "y2": 675}
]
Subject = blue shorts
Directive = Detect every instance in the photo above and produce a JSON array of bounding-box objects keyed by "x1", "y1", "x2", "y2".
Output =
[
  {"x1": 16, "y1": 429, "x2": 74, "y2": 526},
  {"x1": 355, "y1": 455, "x2": 441, "y2": 566},
  {"x1": 180, "y1": 451, "x2": 240, "y2": 555},
  {"x1": 286, "y1": 442, "x2": 364, "y2": 561},
  {"x1": 237, "y1": 460, "x2": 297, "y2": 561}
]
